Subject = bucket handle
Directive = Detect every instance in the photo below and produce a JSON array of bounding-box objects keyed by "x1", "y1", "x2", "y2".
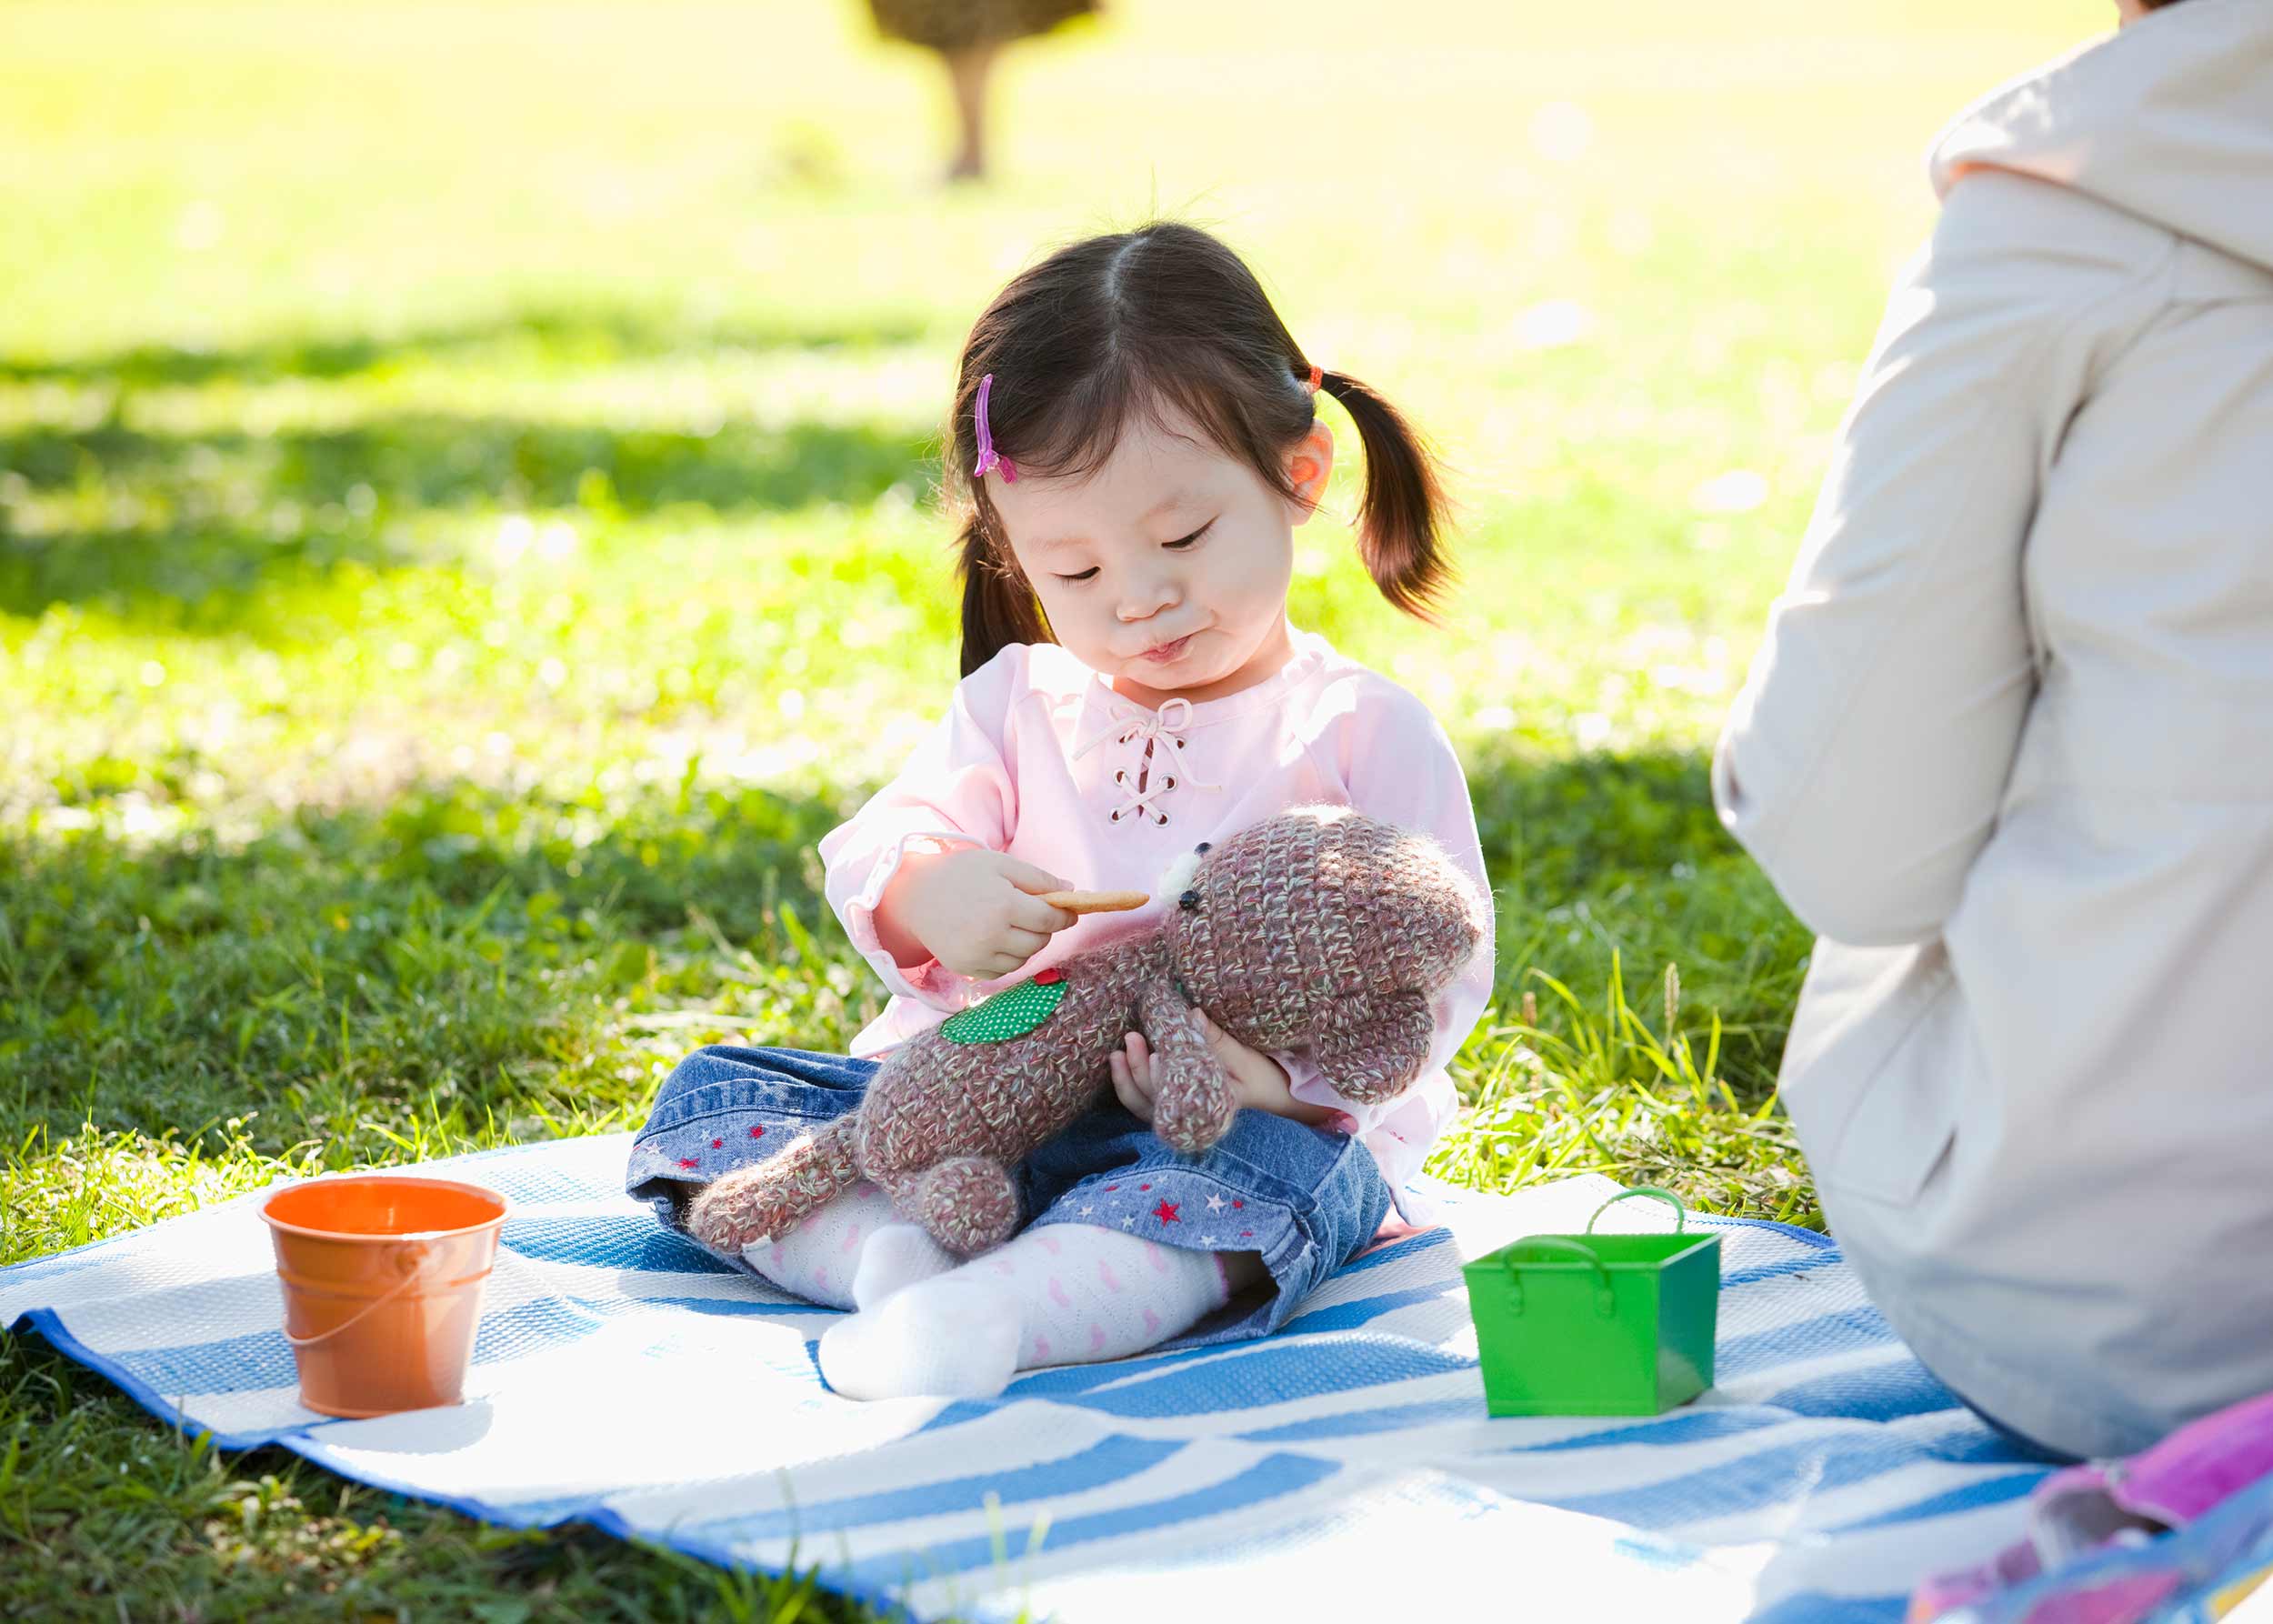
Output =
[
  {"x1": 1587, "y1": 1184, "x2": 1687, "y2": 1235},
  {"x1": 1501, "y1": 1237, "x2": 1617, "y2": 1318},
  {"x1": 282, "y1": 1243, "x2": 441, "y2": 1349}
]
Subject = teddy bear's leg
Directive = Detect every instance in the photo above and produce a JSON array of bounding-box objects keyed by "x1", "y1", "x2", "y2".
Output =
[
  {"x1": 686, "y1": 1116, "x2": 862, "y2": 1253},
  {"x1": 906, "y1": 1156, "x2": 1023, "y2": 1257}
]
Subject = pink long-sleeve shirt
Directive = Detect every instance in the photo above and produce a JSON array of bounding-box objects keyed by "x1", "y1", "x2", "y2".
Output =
[{"x1": 816, "y1": 623, "x2": 1497, "y2": 1224}]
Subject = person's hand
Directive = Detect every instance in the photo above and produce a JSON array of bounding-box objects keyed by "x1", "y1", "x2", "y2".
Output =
[
  {"x1": 880, "y1": 847, "x2": 1080, "y2": 980},
  {"x1": 1109, "y1": 1010, "x2": 1339, "y2": 1128}
]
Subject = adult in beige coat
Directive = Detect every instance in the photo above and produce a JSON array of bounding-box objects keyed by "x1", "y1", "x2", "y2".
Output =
[{"x1": 1715, "y1": 0, "x2": 2273, "y2": 1461}]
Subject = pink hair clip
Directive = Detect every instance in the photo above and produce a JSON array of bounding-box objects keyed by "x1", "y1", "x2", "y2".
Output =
[{"x1": 973, "y1": 373, "x2": 1017, "y2": 484}]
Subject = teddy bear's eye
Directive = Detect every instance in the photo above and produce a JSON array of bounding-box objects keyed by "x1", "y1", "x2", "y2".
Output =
[
  {"x1": 1179, "y1": 889, "x2": 1200, "y2": 911},
  {"x1": 1195, "y1": 842, "x2": 1211, "y2": 854}
]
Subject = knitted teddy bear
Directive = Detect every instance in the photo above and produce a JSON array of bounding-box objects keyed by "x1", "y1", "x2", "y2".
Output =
[{"x1": 686, "y1": 803, "x2": 1488, "y2": 1259}]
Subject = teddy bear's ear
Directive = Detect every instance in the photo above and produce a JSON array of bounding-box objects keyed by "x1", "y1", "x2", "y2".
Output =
[{"x1": 1310, "y1": 987, "x2": 1435, "y2": 1105}]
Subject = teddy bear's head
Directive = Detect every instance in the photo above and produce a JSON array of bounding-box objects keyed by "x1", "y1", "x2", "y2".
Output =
[{"x1": 1154, "y1": 804, "x2": 1487, "y2": 1058}]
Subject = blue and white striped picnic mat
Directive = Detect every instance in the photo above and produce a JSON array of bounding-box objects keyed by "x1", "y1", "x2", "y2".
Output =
[{"x1": 0, "y1": 1133, "x2": 2053, "y2": 1622}]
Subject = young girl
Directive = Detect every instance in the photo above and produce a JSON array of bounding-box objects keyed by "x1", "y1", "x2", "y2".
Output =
[{"x1": 627, "y1": 220, "x2": 1496, "y2": 1400}]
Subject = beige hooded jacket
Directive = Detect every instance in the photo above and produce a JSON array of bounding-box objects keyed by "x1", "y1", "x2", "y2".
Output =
[{"x1": 1714, "y1": 0, "x2": 2273, "y2": 1459}]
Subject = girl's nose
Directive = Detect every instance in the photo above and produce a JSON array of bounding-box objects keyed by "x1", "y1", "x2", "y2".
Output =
[{"x1": 1117, "y1": 577, "x2": 1181, "y2": 621}]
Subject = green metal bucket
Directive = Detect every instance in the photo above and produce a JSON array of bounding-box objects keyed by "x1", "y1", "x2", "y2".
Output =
[{"x1": 1463, "y1": 1185, "x2": 1722, "y2": 1418}]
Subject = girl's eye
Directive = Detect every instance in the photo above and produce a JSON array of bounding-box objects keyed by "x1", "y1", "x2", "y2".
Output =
[{"x1": 1050, "y1": 521, "x2": 1210, "y2": 584}]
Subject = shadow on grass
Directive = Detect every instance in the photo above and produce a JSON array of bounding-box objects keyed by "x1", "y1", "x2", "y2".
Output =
[
  {"x1": 1470, "y1": 737, "x2": 1744, "y2": 897},
  {"x1": 0, "y1": 520, "x2": 420, "y2": 630},
  {"x1": 0, "y1": 305, "x2": 935, "y2": 389},
  {"x1": 0, "y1": 304, "x2": 946, "y2": 627},
  {"x1": 0, "y1": 412, "x2": 933, "y2": 521},
  {"x1": 0, "y1": 409, "x2": 937, "y2": 626},
  {"x1": 0, "y1": 771, "x2": 867, "y2": 1144}
]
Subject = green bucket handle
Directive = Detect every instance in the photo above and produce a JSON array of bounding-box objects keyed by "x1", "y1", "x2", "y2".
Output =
[
  {"x1": 1586, "y1": 1184, "x2": 1687, "y2": 1235},
  {"x1": 1501, "y1": 1237, "x2": 1617, "y2": 1318}
]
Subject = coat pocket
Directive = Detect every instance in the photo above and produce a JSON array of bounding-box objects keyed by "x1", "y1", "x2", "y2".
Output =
[{"x1": 1780, "y1": 942, "x2": 1962, "y2": 1208}]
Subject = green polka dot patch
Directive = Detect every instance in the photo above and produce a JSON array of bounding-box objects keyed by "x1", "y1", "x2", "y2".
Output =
[{"x1": 940, "y1": 967, "x2": 1069, "y2": 1046}]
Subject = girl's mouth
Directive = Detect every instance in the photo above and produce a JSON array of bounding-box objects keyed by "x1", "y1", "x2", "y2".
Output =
[{"x1": 1139, "y1": 635, "x2": 1192, "y2": 664}]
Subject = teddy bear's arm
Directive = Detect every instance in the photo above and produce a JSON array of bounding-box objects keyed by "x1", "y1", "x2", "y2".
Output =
[
  {"x1": 1311, "y1": 986, "x2": 1437, "y2": 1104},
  {"x1": 1136, "y1": 977, "x2": 1238, "y2": 1154}
]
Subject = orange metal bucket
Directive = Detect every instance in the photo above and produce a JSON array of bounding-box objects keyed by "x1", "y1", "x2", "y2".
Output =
[{"x1": 259, "y1": 1175, "x2": 508, "y2": 1418}]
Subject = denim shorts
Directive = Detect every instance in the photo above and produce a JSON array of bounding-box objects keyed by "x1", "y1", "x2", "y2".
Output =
[{"x1": 626, "y1": 1043, "x2": 1398, "y2": 1349}]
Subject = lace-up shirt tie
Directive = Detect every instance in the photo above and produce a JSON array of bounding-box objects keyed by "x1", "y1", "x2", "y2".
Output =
[{"x1": 1071, "y1": 696, "x2": 1224, "y2": 828}]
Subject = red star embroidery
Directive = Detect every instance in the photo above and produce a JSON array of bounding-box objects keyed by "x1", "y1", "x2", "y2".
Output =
[
  {"x1": 678, "y1": 1157, "x2": 700, "y2": 1168},
  {"x1": 1152, "y1": 1199, "x2": 1181, "y2": 1224},
  {"x1": 1139, "y1": 1183, "x2": 1152, "y2": 1192},
  {"x1": 1103, "y1": 1185, "x2": 1119, "y2": 1192},
  {"x1": 749, "y1": 1125, "x2": 765, "y2": 1138},
  {"x1": 710, "y1": 1138, "x2": 724, "y2": 1148},
  {"x1": 1232, "y1": 1199, "x2": 1244, "y2": 1208}
]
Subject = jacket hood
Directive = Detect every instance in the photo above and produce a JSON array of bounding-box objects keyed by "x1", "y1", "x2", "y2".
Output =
[{"x1": 1929, "y1": 0, "x2": 2273, "y2": 274}]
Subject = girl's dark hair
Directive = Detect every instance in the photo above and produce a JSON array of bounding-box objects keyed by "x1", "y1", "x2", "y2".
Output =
[{"x1": 946, "y1": 221, "x2": 1456, "y2": 677}]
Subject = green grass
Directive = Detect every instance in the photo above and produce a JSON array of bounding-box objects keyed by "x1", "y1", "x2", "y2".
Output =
[{"x1": 0, "y1": 0, "x2": 2100, "y2": 1615}]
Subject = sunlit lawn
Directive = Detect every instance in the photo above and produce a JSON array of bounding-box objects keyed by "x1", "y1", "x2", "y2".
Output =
[{"x1": 0, "y1": 0, "x2": 2095, "y2": 1615}]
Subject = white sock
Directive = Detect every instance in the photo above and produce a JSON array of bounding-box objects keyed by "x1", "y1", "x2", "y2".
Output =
[
  {"x1": 851, "y1": 1222, "x2": 960, "y2": 1309},
  {"x1": 737, "y1": 1178, "x2": 903, "y2": 1310},
  {"x1": 990, "y1": 1224, "x2": 1233, "y2": 1368},
  {"x1": 817, "y1": 1276, "x2": 1024, "y2": 1399},
  {"x1": 818, "y1": 1224, "x2": 1232, "y2": 1400}
]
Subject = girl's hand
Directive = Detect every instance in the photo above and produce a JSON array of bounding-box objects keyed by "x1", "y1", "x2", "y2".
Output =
[
  {"x1": 1109, "y1": 1012, "x2": 1339, "y2": 1128},
  {"x1": 880, "y1": 847, "x2": 1080, "y2": 981}
]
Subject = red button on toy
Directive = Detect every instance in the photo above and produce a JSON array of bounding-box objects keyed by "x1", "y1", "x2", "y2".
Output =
[{"x1": 1036, "y1": 967, "x2": 1065, "y2": 985}]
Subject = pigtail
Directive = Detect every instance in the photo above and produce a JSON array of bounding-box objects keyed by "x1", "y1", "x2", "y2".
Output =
[
  {"x1": 1316, "y1": 369, "x2": 1457, "y2": 623},
  {"x1": 947, "y1": 346, "x2": 1052, "y2": 677},
  {"x1": 955, "y1": 513, "x2": 1052, "y2": 677}
]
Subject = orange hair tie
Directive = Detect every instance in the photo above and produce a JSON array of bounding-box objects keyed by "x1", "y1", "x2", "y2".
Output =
[{"x1": 1303, "y1": 364, "x2": 1324, "y2": 395}]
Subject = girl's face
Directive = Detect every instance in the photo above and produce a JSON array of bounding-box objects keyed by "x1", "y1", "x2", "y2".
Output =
[{"x1": 986, "y1": 406, "x2": 1335, "y2": 709}]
